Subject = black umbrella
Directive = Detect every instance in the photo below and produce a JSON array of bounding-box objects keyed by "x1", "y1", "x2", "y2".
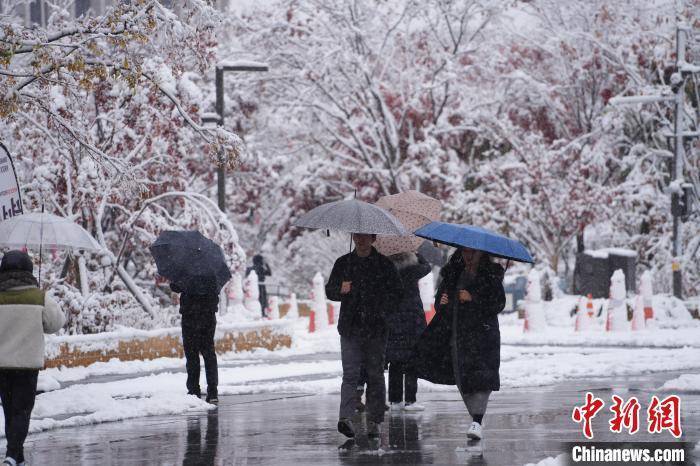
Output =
[
  {"x1": 417, "y1": 240, "x2": 447, "y2": 267},
  {"x1": 149, "y1": 230, "x2": 232, "y2": 295}
]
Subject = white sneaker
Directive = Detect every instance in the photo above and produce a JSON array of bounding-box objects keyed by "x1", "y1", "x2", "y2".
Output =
[
  {"x1": 467, "y1": 421, "x2": 483, "y2": 440},
  {"x1": 3, "y1": 458, "x2": 17, "y2": 466},
  {"x1": 403, "y1": 402, "x2": 425, "y2": 412},
  {"x1": 389, "y1": 402, "x2": 404, "y2": 412}
]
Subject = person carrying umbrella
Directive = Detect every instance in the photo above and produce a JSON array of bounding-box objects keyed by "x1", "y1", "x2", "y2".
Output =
[
  {"x1": 293, "y1": 198, "x2": 408, "y2": 439},
  {"x1": 326, "y1": 233, "x2": 403, "y2": 439},
  {"x1": 0, "y1": 250, "x2": 65, "y2": 466},
  {"x1": 412, "y1": 222, "x2": 533, "y2": 442},
  {"x1": 150, "y1": 231, "x2": 232, "y2": 405},
  {"x1": 385, "y1": 251, "x2": 431, "y2": 413}
]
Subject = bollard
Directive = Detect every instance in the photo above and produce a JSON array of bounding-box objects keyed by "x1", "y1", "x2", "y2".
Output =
[
  {"x1": 606, "y1": 269, "x2": 628, "y2": 332},
  {"x1": 286, "y1": 293, "x2": 300, "y2": 319},
  {"x1": 524, "y1": 269, "x2": 546, "y2": 333},
  {"x1": 631, "y1": 295, "x2": 645, "y2": 331},
  {"x1": 640, "y1": 271, "x2": 654, "y2": 322},
  {"x1": 312, "y1": 272, "x2": 329, "y2": 327}
]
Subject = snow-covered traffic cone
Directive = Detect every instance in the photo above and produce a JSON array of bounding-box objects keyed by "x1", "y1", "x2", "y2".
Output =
[
  {"x1": 575, "y1": 299, "x2": 582, "y2": 332},
  {"x1": 576, "y1": 294, "x2": 595, "y2": 332},
  {"x1": 524, "y1": 269, "x2": 546, "y2": 333},
  {"x1": 227, "y1": 273, "x2": 250, "y2": 321},
  {"x1": 268, "y1": 296, "x2": 280, "y2": 320},
  {"x1": 586, "y1": 294, "x2": 595, "y2": 320},
  {"x1": 606, "y1": 270, "x2": 628, "y2": 332},
  {"x1": 286, "y1": 293, "x2": 299, "y2": 319},
  {"x1": 418, "y1": 272, "x2": 436, "y2": 324},
  {"x1": 640, "y1": 271, "x2": 654, "y2": 323},
  {"x1": 309, "y1": 309, "x2": 316, "y2": 333},
  {"x1": 631, "y1": 295, "x2": 645, "y2": 331},
  {"x1": 244, "y1": 271, "x2": 262, "y2": 319},
  {"x1": 311, "y1": 272, "x2": 329, "y2": 327}
]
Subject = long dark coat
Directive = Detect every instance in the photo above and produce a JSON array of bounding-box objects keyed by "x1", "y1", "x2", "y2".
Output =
[
  {"x1": 385, "y1": 253, "x2": 431, "y2": 363},
  {"x1": 412, "y1": 254, "x2": 505, "y2": 392},
  {"x1": 325, "y1": 248, "x2": 402, "y2": 338}
]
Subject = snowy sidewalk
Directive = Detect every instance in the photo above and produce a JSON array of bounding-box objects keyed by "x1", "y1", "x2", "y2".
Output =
[{"x1": 21, "y1": 370, "x2": 700, "y2": 465}]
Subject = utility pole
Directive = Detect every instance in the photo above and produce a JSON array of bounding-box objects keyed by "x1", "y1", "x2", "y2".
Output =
[
  {"x1": 207, "y1": 61, "x2": 268, "y2": 213},
  {"x1": 610, "y1": 23, "x2": 698, "y2": 299},
  {"x1": 671, "y1": 26, "x2": 686, "y2": 298}
]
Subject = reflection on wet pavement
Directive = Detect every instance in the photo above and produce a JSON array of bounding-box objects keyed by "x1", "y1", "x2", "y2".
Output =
[{"x1": 21, "y1": 371, "x2": 700, "y2": 465}]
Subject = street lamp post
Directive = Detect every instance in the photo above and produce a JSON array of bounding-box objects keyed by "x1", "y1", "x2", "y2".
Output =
[
  {"x1": 610, "y1": 24, "x2": 697, "y2": 298},
  {"x1": 209, "y1": 61, "x2": 268, "y2": 213}
]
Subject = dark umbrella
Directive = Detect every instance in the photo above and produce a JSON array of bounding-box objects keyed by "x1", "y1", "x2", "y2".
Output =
[
  {"x1": 414, "y1": 221, "x2": 534, "y2": 263},
  {"x1": 417, "y1": 240, "x2": 447, "y2": 267},
  {"x1": 149, "y1": 231, "x2": 232, "y2": 295}
]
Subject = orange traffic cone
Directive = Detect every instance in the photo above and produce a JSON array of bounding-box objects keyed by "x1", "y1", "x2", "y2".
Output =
[
  {"x1": 309, "y1": 310, "x2": 316, "y2": 333},
  {"x1": 644, "y1": 300, "x2": 654, "y2": 321},
  {"x1": 586, "y1": 294, "x2": 594, "y2": 318},
  {"x1": 327, "y1": 303, "x2": 335, "y2": 325}
]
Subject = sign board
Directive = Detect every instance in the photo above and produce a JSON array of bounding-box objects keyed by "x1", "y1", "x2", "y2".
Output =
[{"x1": 0, "y1": 142, "x2": 23, "y2": 222}]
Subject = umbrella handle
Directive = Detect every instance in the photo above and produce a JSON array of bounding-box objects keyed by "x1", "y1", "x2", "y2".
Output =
[{"x1": 38, "y1": 204, "x2": 44, "y2": 287}]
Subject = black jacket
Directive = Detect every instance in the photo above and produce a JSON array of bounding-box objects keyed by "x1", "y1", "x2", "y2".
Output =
[
  {"x1": 385, "y1": 253, "x2": 431, "y2": 363},
  {"x1": 171, "y1": 283, "x2": 219, "y2": 316},
  {"x1": 412, "y1": 254, "x2": 505, "y2": 391},
  {"x1": 325, "y1": 248, "x2": 402, "y2": 338}
]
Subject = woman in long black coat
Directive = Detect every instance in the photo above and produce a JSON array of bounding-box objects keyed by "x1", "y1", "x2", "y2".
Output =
[
  {"x1": 385, "y1": 252, "x2": 431, "y2": 411},
  {"x1": 412, "y1": 247, "x2": 505, "y2": 440}
]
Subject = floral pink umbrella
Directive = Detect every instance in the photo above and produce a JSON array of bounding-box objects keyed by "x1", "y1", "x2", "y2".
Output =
[{"x1": 374, "y1": 190, "x2": 442, "y2": 256}]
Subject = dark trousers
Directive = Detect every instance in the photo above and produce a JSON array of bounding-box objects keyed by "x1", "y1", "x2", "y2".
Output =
[
  {"x1": 0, "y1": 369, "x2": 38, "y2": 463},
  {"x1": 340, "y1": 335, "x2": 386, "y2": 424},
  {"x1": 388, "y1": 362, "x2": 417, "y2": 404},
  {"x1": 181, "y1": 313, "x2": 218, "y2": 396}
]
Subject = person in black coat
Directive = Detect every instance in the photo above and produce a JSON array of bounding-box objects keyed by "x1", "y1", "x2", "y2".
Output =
[
  {"x1": 247, "y1": 254, "x2": 271, "y2": 317},
  {"x1": 325, "y1": 233, "x2": 402, "y2": 439},
  {"x1": 412, "y1": 247, "x2": 505, "y2": 441},
  {"x1": 385, "y1": 252, "x2": 430, "y2": 412},
  {"x1": 171, "y1": 282, "x2": 219, "y2": 404}
]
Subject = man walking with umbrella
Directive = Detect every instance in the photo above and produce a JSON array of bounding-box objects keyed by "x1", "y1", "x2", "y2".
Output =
[
  {"x1": 293, "y1": 197, "x2": 408, "y2": 438},
  {"x1": 150, "y1": 231, "x2": 232, "y2": 404},
  {"x1": 325, "y1": 233, "x2": 402, "y2": 439}
]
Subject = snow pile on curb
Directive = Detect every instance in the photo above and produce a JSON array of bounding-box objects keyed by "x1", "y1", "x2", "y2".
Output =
[
  {"x1": 658, "y1": 374, "x2": 700, "y2": 392},
  {"x1": 524, "y1": 453, "x2": 568, "y2": 466}
]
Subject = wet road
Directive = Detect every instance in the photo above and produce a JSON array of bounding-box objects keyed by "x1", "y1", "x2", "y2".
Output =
[{"x1": 22, "y1": 370, "x2": 700, "y2": 465}]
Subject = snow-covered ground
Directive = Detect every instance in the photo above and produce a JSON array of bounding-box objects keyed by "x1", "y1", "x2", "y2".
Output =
[{"x1": 3, "y1": 295, "x2": 699, "y2": 440}]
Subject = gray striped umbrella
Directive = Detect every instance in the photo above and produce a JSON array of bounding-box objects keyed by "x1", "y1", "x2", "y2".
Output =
[{"x1": 293, "y1": 199, "x2": 408, "y2": 235}]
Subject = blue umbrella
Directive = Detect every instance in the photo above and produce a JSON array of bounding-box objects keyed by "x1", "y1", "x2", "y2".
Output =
[
  {"x1": 414, "y1": 221, "x2": 534, "y2": 263},
  {"x1": 150, "y1": 231, "x2": 232, "y2": 295}
]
